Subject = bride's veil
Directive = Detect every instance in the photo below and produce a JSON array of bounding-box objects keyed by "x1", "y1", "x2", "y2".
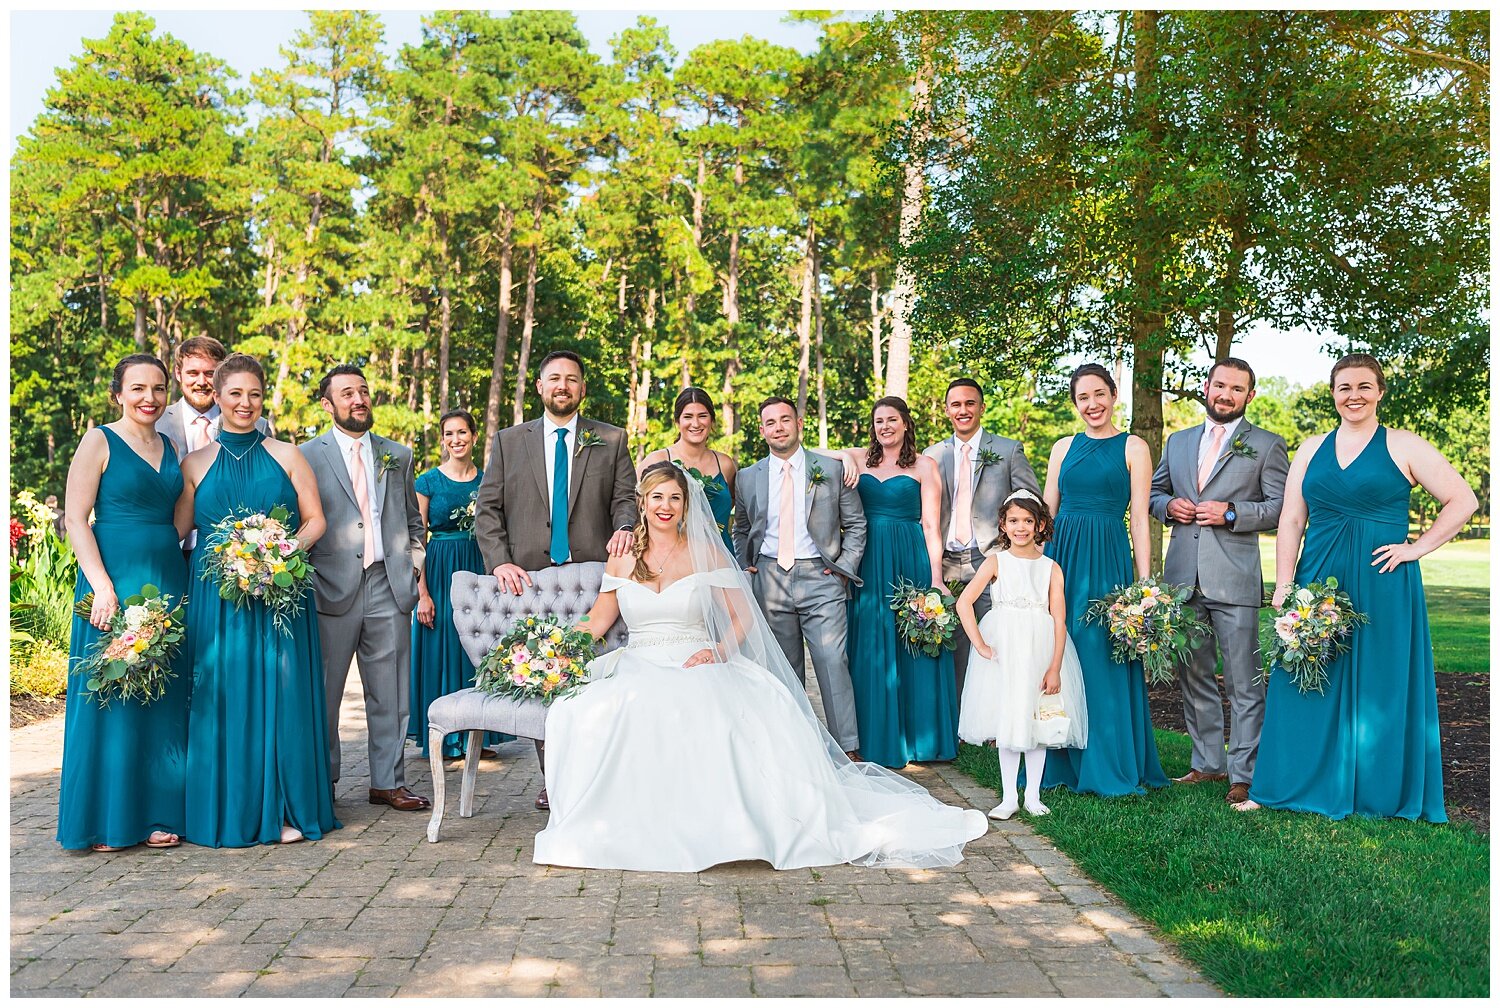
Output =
[{"x1": 672, "y1": 464, "x2": 979, "y2": 869}]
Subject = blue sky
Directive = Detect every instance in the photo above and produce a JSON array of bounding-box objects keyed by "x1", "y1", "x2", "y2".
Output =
[{"x1": 7, "y1": 7, "x2": 1344, "y2": 389}]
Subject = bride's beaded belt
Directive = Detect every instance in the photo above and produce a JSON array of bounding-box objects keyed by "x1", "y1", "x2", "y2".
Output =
[
  {"x1": 994, "y1": 597, "x2": 1048, "y2": 611},
  {"x1": 625, "y1": 633, "x2": 714, "y2": 649}
]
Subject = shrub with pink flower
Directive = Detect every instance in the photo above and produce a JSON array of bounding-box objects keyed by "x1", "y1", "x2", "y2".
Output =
[
  {"x1": 1259, "y1": 577, "x2": 1368, "y2": 694},
  {"x1": 1085, "y1": 577, "x2": 1210, "y2": 684},
  {"x1": 475, "y1": 614, "x2": 599, "y2": 704}
]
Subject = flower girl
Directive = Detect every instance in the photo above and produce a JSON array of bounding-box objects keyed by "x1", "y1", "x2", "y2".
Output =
[{"x1": 955, "y1": 490, "x2": 1087, "y2": 819}]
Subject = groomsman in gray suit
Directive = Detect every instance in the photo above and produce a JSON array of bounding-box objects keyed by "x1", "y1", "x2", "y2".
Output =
[
  {"x1": 924, "y1": 378, "x2": 1041, "y2": 692},
  {"x1": 303, "y1": 364, "x2": 430, "y2": 812},
  {"x1": 733, "y1": 397, "x2": 867, "y2": 756},
  {"x1": 1150, "y1": 358, "x2": 1289, "y2": 806},
  {"x1": 474, "y1": 348, "x2": 637, "y2": 809}
]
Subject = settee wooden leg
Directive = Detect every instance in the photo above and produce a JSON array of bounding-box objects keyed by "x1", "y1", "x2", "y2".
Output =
[
  {"x1": 459, "y1": 730, "x2": 483, "y2": 818},
  {"x1": 426, "y1": 727, "x2": 446, "y2": 843}
]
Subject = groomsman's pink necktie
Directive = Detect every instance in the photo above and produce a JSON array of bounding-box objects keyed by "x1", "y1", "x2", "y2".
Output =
[
  {"x1": 348, "y1": 441, "x2": 376, "y2": 569},
  {"x1": 1199, "y1": 424, "x2": 1226, "y2": 491},
  {"x1": 953, "y1": 444, "x2": 974, "y2": 546},
  {"x1": 776, "y1": 461, "x2": 795, "y2": 571},
  {"x1": 187, "y1": 413, "x2": 210, "y2": 453}
]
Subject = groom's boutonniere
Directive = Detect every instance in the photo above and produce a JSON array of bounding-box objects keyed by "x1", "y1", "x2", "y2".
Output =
[
  {"x1": 1222, "y1": 432, "x2": 1258, "y2": 461},
  {"x1": 976, "y1": 447, "x2": 1003, "y2": 470},
  {"x1": 807, "y1": 462, "x2": 828, "y2": 487},
  {"x1": 377, "y1": 451, "x2": 400, "y2": 481},
  {"x1": 575, "y1": 429, "x2": 605, "y2": 453}
]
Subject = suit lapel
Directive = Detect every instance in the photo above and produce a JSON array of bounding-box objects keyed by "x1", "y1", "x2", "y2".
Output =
[
  {"x1": 567, "y1": 419, "x2": 590, "y2": 507},
  {"x1": 1184, "y1": 424, "x2": 1206, "y2": 502},
  {"x1": 370, "y1": 434, "x2": 397, "y2": 511},
  {"x1": 802, "y1": 449, "x2": 818, "y2": 521},
  {"x1": 321, "y1": 433, "x2": 361, "y2": 510},
  {"x1": 526, "y1": 419, "x2": 550, "y2": 504}
]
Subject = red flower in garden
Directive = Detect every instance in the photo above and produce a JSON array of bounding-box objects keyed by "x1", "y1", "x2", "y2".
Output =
[{"x1": 10, "y1": 517, "x2": 26, "y2": 551}]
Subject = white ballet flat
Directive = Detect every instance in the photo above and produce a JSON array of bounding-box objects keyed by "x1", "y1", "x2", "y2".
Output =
[
  {"x1": 1023, "y1": 799, "x2": 1050, "y2": 816},
  {"x1": 988, "y1": 802, "x2": 1019, "y2": 821}
]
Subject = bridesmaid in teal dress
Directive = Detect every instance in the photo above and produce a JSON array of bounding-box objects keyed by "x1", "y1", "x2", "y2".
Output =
[
  {"x1": 638, "y1": 388, "x2": 739, "y2": 556},
  {"x1": 1241, "y1": 355, "x2": 1475, "y2": 822},
  {"x1": 410, "y1": 409, "x2": 506, "y2": 759},
  {"x1": 835, "y1": 397, "x2": 958, "y2": 768},
  {"x1": 1041, "y1": 364, "x2": 1167, "y2": 796},
  {"x1": 57, "y1": 355, "x2": 189, "y2": 851},
  {"x1": 179, "y1": 354, "x2": 341, "y2": 847}
]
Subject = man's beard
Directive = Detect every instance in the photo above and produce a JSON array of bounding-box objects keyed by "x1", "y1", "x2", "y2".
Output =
[
  {"x1": 543, "y1": 393, "x2": 577, "y2": 419},
  {"x1": 1205, "y1": 400, "x2": 1247, "y2": 424},
  {"x1": 337, "y1": 405, "x2": 375, "y2": 433},
  {"x1": 182, "y1": 387, "x2": 215, "y2": 410}
]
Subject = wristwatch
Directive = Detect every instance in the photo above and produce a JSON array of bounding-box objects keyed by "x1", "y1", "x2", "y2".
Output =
[{"x1": 1224, "y1": 503, "x2": 1237, "y2": 526}]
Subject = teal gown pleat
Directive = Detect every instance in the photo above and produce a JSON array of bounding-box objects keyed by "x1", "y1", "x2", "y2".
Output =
[
  {"x1": 702, "y1": 471, "x2": 736, "y2": 556},
  {"x1": 1041, "y1": 433, "x2": 1168, "y2": 796},
  {"x1": 408, "y1": 467, "x2": 506, "y2": 758},
  {"x1": 183, "y1": 429, "x2": 340, "y2": 847},
  {"x1": 847, "y1": 473, "x2": 958, "y2": 767},
  {"x1": 57, "y1": 428, "x2": 189, "y2": 849},
  {"x1": 1250, "y1": 427, "x2": 1445, "y2": 822}
]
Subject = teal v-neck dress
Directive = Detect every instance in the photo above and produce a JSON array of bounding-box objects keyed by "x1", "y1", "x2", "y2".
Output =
[
  {"x1": 183, "y1": 430, "x2": 340, "y2": 847},
  {"x1": 1041, "y1": 433, "x2": 1168, "y2": 796},
  {"x1": 847, "y1": 473, "x2": 959, "y2": 768},
  {"x1": 408, "y1": 467, "x2": 507, "y2": 758},
  {"x1": 57, "y1": 427, "x2": 190, "y2": 849},
  {"x1": 1250, "y1": 427, "x2": 1446, "y2": 821}
]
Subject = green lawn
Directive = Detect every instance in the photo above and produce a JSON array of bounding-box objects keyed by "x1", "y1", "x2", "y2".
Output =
[{"x1": 957, "y1": 734, "x2": 1489, "y2": 997}]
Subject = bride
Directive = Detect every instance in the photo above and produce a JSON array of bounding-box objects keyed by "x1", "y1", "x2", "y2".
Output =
[{"x1": 534, "y1": 462, "x2": 988, "y2": 872}]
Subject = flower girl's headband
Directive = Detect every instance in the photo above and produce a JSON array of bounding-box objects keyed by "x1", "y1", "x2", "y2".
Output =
[{"x1": 1004, "y1": 489, "x2": 1042, "y2": 505}]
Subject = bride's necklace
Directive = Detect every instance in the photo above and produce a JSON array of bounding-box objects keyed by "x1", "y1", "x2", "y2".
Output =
[{"x1": 645, "y1": 536, "x2": 683, "y2": 575}]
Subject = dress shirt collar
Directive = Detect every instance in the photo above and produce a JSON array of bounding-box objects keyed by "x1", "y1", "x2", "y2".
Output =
[
  {"x1": 186, "y1": 401, "x2": 219, "y2": 424},
  {"x1": 1204, "y1": 416, "x2": 1244, "y2": 441},
  {"x1": 953, "y1": 429, "x2": 985, "y2": 457},
  {"x1": 331, "y1": 425, "x2": 374, "y2": 458},
  {"x1": 545, "y1": 414, "x2": 579, "y2": 440},
  {"x1": 768, "y1": 448, "x2": 806, "y2": 474}
]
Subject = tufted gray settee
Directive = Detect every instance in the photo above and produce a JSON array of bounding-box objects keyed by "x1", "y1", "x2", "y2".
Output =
[{"x1": 425, "y1": 561, "x2": 627, "y2": 842}]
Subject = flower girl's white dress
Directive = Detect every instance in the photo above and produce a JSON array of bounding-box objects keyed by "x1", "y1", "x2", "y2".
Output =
[
  {"x1": 534, "y1": 571, "x2": 987, "y2": 872},
  {"x1": 957, "y1": 552, "x2": 1088, "y2": 750}
]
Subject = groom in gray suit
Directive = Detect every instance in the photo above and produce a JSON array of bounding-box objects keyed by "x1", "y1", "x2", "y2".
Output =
[
  {"x1": 733, "y1": 397, "x2": 866, "y2": 756},
  {"x1": 303, "y1": 364, "x2": 430, "y2": 812},
  {"x1": 1150, "y1": 358, "x2": 1289, "y2": 805},
  {"x1": 924, "y1": 378, "x2": 1041, "y2": 692}
]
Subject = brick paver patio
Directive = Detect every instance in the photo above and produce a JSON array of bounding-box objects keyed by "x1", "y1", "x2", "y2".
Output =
[{"x1": 11, "y1": 671, "x2": 1218, "y2": 997}]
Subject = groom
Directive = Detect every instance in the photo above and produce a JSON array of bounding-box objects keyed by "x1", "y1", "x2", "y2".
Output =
[
  {"x1": 1149, "y1": 358, "x2": 1289, "y2": 806},
  {"x1": 733, "y1": 396, "x2": 866, "y2": 757},
  {"x1": 303, "y1": 364, "x2": 430, "y2": 812},
  {"x1": 473, "y1": 348, "x2": 637, "y2": 809},
  {"x1": 924, "y1": 378, "x2": 1041, "y2": 691}
]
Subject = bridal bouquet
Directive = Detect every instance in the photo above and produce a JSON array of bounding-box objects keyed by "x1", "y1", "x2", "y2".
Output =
[
  {"x1": 1085, "y1": 577, "x2": 1210, "y2": 684},
  {"x1": 888, "y1": 578, "x2": 959, "y2": 658},
  {"x1": 1260, "y1": 577, "x2": 1369, "y2": 694},
  {"x1": 475, "y1": 614, "x2": 599, "y2": 704},
  {"x1": 71, "y1": 584, "x2": 185, "y2": 707},
  {"x1": 449, "y1": 491, "x2": 478, "y2": 532},
  {"x1": 200, "y1": 505, "x2": 314, "y2": 634}
]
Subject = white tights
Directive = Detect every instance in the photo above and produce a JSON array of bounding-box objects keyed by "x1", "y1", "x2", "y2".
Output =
[{"x1": 998, "y1": 746, "x2": 1046, "y2": 808}]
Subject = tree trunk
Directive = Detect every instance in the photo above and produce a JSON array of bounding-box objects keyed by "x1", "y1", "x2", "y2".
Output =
[
  {"x1": 885, "y1": 43, "x2": 934, "y2": 400},
  {"x1": 720, "y1": 155, "x2": 744, "y2": 437},
  {"x1": 1129, "y1": 9, "x2": 1168, "y2": 574},
  {"x1": 483, "y1": 207, "x2": 516, "y2": 460},
  {"x1": 869, "y1": 272, "x2": 884, "y2": 398},
  {"x1": 814, "y1": 246, "x2": 828, "y2": 450},
  {"x1": 639, "y1": 287, "x2": 657, "y2": 445},
  {"x1": 625, "y1": 271, "x2": 639, "y2": 447},
  {"x1": 795, "y1": 220, "x2": 815, "y2": 417},
  {"x1": 132, "y1": 189, "x2": 148, "y2": 350},
  {"x1": 511, "y1": 196, "x2": 545, "y2": 426},
  {"x1": 437, "y1": 213, "x2": 453, "y2": 413}
]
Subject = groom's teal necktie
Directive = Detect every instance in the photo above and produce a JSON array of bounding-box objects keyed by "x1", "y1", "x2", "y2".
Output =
[{"x1": 550, "y1": 427, "x2": 570, "y2": 565}]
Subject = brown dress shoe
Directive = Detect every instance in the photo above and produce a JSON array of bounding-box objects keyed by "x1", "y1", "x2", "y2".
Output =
[
  {"x1": 1225, "y1": 783, "x2": 1250, "y2": 804},
  {"x1": 1173, "y1": 769, "x2": 1228, "y2": 785},
  {"x1": 368, "y1": 787, "x2": 432, "y2": 811},
  {"x1": 534, "y1": 788, "x2": 549, "y2": 811}
]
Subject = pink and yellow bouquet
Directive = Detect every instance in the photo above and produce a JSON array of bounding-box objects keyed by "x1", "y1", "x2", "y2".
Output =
[
  {"x1": 1260, "y1": 577, "x2": 1368, "y2": 694},
  {"x1": 888, "y1": 577, "x2": 959, "y2": 658},
  {"x1": 475, "y1": 615, "x2": 599, "y2": 704},
  {"x1": 1085, "y1": 577, "x2": 1210, "y2": 684},
  {"x1": 72, "y1": 584, "x2": 185, "y2": 706},
  {"x1": 200, "y1": 504, "x2": 314, "y2": 634}
]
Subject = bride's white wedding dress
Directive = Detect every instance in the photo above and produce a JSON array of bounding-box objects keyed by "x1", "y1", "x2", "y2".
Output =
[{"x1": 534, "y1": 569, "x2": 988, "y2": 872}]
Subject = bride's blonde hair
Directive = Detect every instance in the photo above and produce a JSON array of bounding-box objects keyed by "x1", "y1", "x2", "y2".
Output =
[{"x1": 631, "y1": 463, "x2": 691, "y2": 582}]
